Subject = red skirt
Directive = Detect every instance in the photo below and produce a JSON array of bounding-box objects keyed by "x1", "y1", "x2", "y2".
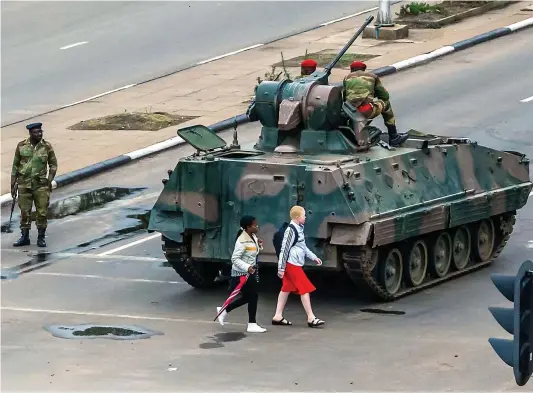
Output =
[{"x1": 281, "y1": 263, "x2": 316, "y2": 295}]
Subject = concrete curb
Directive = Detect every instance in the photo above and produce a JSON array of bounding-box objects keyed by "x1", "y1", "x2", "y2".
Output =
[{"x1": 2, "y1": 16, "x2": 533, "y2": 207}]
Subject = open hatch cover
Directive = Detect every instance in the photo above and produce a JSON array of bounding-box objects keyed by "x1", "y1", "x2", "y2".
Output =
[{"x1": 177, "y1": 125, "x2": 227, "y2": 152}]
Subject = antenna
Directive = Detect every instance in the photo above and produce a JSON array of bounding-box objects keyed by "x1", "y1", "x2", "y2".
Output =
[{"x1": 231, "y1": 116, "x2": 240, "y2": 149}]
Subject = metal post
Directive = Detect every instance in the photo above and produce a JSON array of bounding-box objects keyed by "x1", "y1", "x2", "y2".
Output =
[{"x1": 376, "y1": 0, "x2": 394, "y2": 27}]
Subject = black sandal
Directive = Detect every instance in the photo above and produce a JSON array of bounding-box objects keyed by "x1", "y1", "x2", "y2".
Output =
[
  {"x1": 308, "y1": 318, "x2": 325, "y2": 328},
  {"x1": 272, "y1": 317, "x2": 292, "y2": 326}
]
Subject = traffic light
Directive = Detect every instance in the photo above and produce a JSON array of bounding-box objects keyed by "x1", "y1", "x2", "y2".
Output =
[{"x1": 489, "y1": 259, "x2": 533, "y2": 386}]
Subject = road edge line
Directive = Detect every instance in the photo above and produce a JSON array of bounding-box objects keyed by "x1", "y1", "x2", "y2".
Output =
[{"x1": 2, "y1": 16, "x2": 533, "y2": 207}]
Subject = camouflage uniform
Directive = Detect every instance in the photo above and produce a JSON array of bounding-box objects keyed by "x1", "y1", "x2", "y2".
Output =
[
  {"x1": 11, "y1": 138, "x2": 57, "y2": 239},
  {"x1": 343, "y1": 70, "x2": 395, "y2": 126}
]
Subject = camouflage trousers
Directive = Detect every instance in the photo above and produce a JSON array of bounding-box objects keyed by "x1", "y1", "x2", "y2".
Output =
[
  {"x1": 359, "y1": 99, "x2": 396, "y2": 126},
  {"x1": 17, "y1": 186, "x2": 50, "y2": 230}
]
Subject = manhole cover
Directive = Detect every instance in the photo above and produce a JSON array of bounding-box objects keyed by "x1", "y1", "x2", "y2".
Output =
[{"x1": 44, "y1": 324, "x2": 163, "y2": 340}]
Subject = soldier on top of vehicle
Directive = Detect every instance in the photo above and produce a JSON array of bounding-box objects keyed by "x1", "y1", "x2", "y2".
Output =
[
  {"x1": 343, "y1": 60, "x2": 408, "y2": 147},
  {"x1": 295, "y1": 58, "x2": 317, "y2": 79}
]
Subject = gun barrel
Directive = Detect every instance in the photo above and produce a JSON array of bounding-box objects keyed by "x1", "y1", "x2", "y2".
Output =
[{"x1": 324, "y1": 15, "x2": 374, "y2": 75}]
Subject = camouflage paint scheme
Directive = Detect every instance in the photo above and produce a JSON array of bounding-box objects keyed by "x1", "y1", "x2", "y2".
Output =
[
  {"x1": 11, "y1": 138, "x2": 58, "y2": 230},
  {"x1": 148, "y1": 17, "x2": 532, "y2": 300},
  {"x1": 343, "y1": 70, "x2": 396, "y2": 126}
]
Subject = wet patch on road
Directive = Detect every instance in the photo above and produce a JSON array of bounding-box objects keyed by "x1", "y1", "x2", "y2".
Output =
[
  {"x1": 0, "y1": 252, "x2": 52, "y2": 280},
  {"x1": 1, "y1": 187, "x2": 146, "y2": 233},
  {"x1": 360, "y1": 308, "x2": 406, "y2": 315},
  {"x1": 199, "y1": 332, "x2": 246, "y2": 349},
  {"x1": 44, "y1": 324, "x2": 163, "y2": 340},
  {"x1": 44, "y1": 187, "x2": 146, "y2": 220},
  {"x1": 486, "y1": 127, "x2": 533, "y2": 147},
  {"x1": 73, "y1": 209, "x2": 151, "y2": 251},
  {"x1": 1, "y1": 207, "x2": 152, "y2": 280}
]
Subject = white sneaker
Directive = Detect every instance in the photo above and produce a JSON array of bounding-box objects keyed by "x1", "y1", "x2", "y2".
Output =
[
  {"x1": 216, "y1": 307, "x2": 227, "y2": 326},
  {"x1": 247, "y1": 323, "x2": 267, "y2": 333}
]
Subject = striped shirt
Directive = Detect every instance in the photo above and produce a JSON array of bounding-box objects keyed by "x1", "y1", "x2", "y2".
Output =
[{"x1": 278, "y1": 220, "x2": 318, "y2": 273}]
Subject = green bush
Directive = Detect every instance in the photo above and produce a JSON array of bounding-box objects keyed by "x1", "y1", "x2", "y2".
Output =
[{"x1": 397, "y1": 2, "x2": 444, "y2": 16}]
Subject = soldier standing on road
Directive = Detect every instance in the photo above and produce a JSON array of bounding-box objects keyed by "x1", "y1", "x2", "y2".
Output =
[
  {"x1": 11, "y1": 122, "x2": 58, "y2": 248},
  {"x1": 343, "y1": 60, "x2": 408, "y2": 147}
]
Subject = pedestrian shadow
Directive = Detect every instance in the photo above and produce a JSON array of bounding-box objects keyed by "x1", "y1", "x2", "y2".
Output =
[{"x1": 164, "y1": 267, "x2": 376, "y2": 315}]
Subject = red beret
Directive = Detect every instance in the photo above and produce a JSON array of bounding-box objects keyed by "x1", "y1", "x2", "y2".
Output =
[
  {"x1": 300, "y1": 59, "x2": 317, "y2": 67},
  {"x1": 350, "y1": 61, "x2": 367, "y2": 70}
]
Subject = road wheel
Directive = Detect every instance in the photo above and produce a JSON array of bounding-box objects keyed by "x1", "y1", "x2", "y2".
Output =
[
  {"x1": 404, "y1": 239, "x2": 428, "y2": 287},
  {"x1": 429, "y1": 231, "x2": 452, "y2": 278},
  {"x1": 473, "y1": 219, "x2": 495, "y2": 262},
  {"x1": 452, "y1": 226, "x2": 471, "y2": 270},
  {"x1": 378, "y1": 247, "x2": 403, "y2": 296}
]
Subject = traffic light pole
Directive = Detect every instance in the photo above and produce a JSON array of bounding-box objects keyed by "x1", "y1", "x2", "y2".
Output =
[{"x1": 489, "y1": 259, "x2": 533, "y2": 386}]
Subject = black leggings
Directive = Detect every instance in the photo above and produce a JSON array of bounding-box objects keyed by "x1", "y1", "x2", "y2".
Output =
[{"x1": 225, "y1": 276, "x2": 258, "y2": 323}]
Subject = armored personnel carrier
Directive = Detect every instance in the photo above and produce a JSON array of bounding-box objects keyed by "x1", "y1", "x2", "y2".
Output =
[{"x1": 148, "y1": 16, "x2": 532, "y2": 301}]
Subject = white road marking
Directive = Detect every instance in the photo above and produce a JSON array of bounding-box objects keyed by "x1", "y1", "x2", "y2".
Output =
[
  {"x1": 33, "y1": 272, "x2": 183, "y2": 284},
  {"x1": 61, "y1": 84, "x2": 136, "y2": 108},
  {"x1": 60, "y1": 41, "x2": 88, "y2": 50},
  {"x1": 527, "y1": 241, "x2": 533, "y2": 249},
  {"x1": 196, "y1": 43, "x2": 264, "y2": 65},
  {"x1": 320, "y1": 6, "x2": 379, "y2": 26},
  {"x1": 1, "y1": 249, "x2": 166, "y2": 262},
  {"x1": 520, "y1": 95, "x2": 533, "y2": 103},
  {"x1": 96, "y1": 233, "x2": 161, "y2": 256},
  {"x1": 0, "y1": 306, "x2": 244, "y2": 326}
]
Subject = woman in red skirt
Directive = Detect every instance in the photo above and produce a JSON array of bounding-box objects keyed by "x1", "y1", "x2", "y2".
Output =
[{"x1": 272, "y1": 206, "x2": 325, "y2": 328}]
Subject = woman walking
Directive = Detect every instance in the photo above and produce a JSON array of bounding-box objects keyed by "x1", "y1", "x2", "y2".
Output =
[
  {"x1": 272, "y1": 206, "x2": 325, "y2": 328},
  {"x1": 216, "y1": 215, "x2": 267, "y2": 333}
]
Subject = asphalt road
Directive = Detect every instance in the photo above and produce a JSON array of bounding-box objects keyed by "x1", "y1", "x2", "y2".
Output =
[
  {"x1": 0, "y1": 0, "x2": 378, "y2": 126},
  {"x1": 2, "y1": 27, "x2": 533, "y2": 391}
]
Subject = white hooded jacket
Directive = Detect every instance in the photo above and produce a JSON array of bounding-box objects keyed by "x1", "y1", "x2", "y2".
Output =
[{"x1": 231, "y1": 230, "x2": 262, "y2": 277}]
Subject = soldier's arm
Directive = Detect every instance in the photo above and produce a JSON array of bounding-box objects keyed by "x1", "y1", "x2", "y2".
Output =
[
  {"x1": 11, "y1": 144, "x2": 21, "y2": 185},
  {"x1": 47, "y1": 146, "x2": 58, "y2": 182},
  {"x1": 374, "y1": 77, "x2": 390, "y2": 102}
]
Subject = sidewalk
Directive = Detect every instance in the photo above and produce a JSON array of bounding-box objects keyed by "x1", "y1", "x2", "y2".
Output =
[{"x1": 1, "y1": 2, "x2": 531, "y2": 194}]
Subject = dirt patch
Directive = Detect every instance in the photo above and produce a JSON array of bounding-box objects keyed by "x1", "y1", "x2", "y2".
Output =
[
  {"x1": 395, "y1": 1, "x2": 514, "y2": 28},
  {"x1": 68, "y1": 111, "x2": 198, "y2": 131},
  {"x1": 273, "y1": 50, "x2": 379, "y2": 69}
]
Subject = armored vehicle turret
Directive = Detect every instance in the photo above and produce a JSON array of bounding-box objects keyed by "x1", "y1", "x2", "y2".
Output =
[{"x1": 148, "y1": 16, "x2": 532, "y2": 301}]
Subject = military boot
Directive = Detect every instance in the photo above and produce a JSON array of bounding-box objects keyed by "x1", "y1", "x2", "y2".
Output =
[
  {"x1": 13, "y1": 229, "x2": 30, "y2": 247},
  {"x1": 37, "y1": 228, "x2": 47, "y2": 247},
  {"x1": 387, "y1": 124, "x2": 409, "y2": 147}
]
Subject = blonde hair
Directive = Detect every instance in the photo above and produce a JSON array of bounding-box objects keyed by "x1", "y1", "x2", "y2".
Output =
[{"x1": 290, "y1": 205, "x2": 305, "y2": 220}]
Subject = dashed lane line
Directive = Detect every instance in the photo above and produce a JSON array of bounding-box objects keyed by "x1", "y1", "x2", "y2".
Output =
[
  {"x1": 520, "y1": 95, "x2": 533, "y2": 103},
  {"x1": 0, "y1": 306, "x2": 245, "y2": 326},
  {"x1": 1, "y1": 249, "x2": 166, "y2": 262},
  {"x1": 60, "y1": 41, "x2": 88, "y2": 50},
  {"x1": 96, "y1": 233, "x2": 161, "y2": 256}
]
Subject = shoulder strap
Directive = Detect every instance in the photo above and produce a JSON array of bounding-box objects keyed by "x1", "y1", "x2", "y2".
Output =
[{"x1": 288, "y1": 223, "x2": 298, "y2": 246}]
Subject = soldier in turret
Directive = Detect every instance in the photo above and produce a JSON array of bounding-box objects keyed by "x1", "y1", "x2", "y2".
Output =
[
  {"x1": 295, "y1": 58, "x2": 317, "y2": 79},
  {"x1": 343, "y1": 61, "x2": 408, "y2": 147},
  {"x1": 11, "y1": 122, "x2": 58, "y2": 247}
]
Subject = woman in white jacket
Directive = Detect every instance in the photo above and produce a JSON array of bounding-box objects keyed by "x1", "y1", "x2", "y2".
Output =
[{"x1": 216, "y1": 215, "x2": 267, "y2": 333}]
